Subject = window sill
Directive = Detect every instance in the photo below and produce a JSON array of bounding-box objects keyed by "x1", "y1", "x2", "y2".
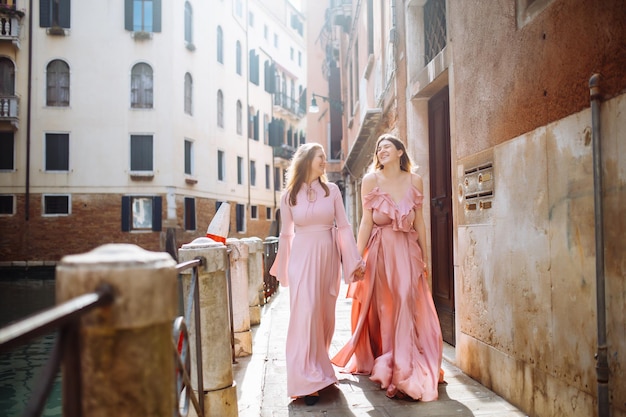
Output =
[
  {"x1": 186, "y1": 42, "x2": 196, "y2": 51},
  {"x1": 130, "y1": 171, "x2": 154, "y2": 181},
  {"x1": 185, "y1": 177, "x2": 198, "y2": 184},
  {"x1": 132, "y1": 31, "x2": 153, "y2": 41},
  {"x1": 47, "y1": 26, "x2": 69, "y2": 36}
]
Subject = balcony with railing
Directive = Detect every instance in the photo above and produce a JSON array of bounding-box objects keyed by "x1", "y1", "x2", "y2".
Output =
[
  {"x1": 273, "y1": 93, "x2": 305, "y2": 119},
  {"x1": 0, "y1": 5, "x2": 24, "y2": 48},
  {"x1": 0, "y1": 95, "x2": 19, "y2": 128}
]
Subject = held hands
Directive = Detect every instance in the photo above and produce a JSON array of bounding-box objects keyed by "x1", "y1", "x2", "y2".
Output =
[{"x1": 352, "y1": 261, "x2": 366, "y2": 282}]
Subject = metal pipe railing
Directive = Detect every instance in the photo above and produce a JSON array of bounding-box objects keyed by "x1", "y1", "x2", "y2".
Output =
[
  {"x1": 589, "y1": 73, "x2": 609, "y2": 417},
  {"x1": 0, "y1": 283, "x2": 114, "y2": 417}
]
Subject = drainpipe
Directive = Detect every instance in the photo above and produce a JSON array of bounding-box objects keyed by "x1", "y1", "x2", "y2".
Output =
[
  {"x1": 25, "y1": 0, "x2": 33, "y2": 221},
  {"x1": 589, "y1": 73, "x2": 609, "y2": 417}
]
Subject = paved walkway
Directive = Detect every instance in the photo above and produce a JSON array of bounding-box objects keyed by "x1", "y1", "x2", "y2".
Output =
[{"x1": 234, "y1": 283, "x2": 528, "y2": 417}]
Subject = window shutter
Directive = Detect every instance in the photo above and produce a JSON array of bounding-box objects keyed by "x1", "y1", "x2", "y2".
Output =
[
  {"x1": 124, "y1": 0, "x2": 133, "y2": 31},
  {"x1": 121, "y1": 196, "x2": 130, "y2": 231},
  {"x1": 153, "y1": 0, "x2": 162, "y2": 32},
  {"x1": 40, "y1": 0, "x2": 51, "y2": 27},
  {"x1": 254, "y1": 111, "x2": 259, "y2": 141},
  {"x1": 152, "y1": 196, "x2": 162, "y2": 231},
  {"x1": 59, "y1": 0, "x2": 71, "y2": 28}
]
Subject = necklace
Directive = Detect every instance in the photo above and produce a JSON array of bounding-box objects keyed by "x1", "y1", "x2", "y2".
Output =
[{"x1": 306, "y1": 183, "x2": 317, "y2": 203}]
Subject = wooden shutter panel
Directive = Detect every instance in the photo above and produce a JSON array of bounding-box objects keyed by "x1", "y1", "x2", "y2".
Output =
[
  {"x1": 59, "y1": 0, "x2": 71, "y2": 28},
  {"x1": 153, "y1": 0, "x2": 162, "y2": 32},
  {"x1": 152, "y1": 196, "x2": 162, "y2": 231},
  {"x1": 124, "y1": 0, "x2": 133, "y2": 31},
  {"x1": 121, "y1": 196, "x2": 131, "y2": 231},
  {"x1": 40, "y1": 0, "x2": 51, "y2": 27},
  {"x1": 254, "y1": 111, "x2": 259, "y2": 141}
]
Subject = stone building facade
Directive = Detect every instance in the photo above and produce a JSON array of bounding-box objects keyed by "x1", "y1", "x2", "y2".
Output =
[{"x1": 323, "y1": 0, "x2": 626, "y2": 415}]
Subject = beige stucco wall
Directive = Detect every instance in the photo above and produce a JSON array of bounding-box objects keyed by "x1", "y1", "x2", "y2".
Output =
[{"x1": 455, "y1": 93, "x2": 625, "y2": 417}]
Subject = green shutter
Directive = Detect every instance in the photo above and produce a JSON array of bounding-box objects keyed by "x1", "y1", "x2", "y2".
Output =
[
  {"x1": 124, "y1": 0, "x2": 133, "y2": 31},
  {"x1": 40, "y1": 0, "x2": 51, "y2": 27},
  {"x1": 153, "y1": 0, "x2": 162, "y2": 32},
  {"x1": 59, "y1": 0, "x2": 71, "y2": 28}
]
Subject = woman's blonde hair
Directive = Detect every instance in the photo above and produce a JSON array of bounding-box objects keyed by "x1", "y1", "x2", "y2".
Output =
[
  {"x1": 371, "y1": 133, "x2": 413, "y2": 172},
  {"x1": 284, "y1": 143, "x2": 330, "y2": 206}
]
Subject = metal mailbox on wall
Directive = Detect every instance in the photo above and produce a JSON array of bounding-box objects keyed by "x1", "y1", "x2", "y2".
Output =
[{"x1": 457, "y1": 150, "x2": 495, "y2": 225}]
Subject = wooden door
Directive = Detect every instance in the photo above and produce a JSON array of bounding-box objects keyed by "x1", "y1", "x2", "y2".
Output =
[{"x1": 428, "y1": 86, "x2": 455, "y2": 345}]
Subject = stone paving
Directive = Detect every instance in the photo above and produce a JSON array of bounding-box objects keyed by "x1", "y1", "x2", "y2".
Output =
[{"x1": 234, "y1": 283, "x2": 528, "y2": 417}]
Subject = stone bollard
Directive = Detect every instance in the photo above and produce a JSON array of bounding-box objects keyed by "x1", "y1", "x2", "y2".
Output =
[
  {"x1": 241, "y1": 237, "x2": 264, "y2": 326},
  {"x1": 56, "y1": 244, "x2": 177, "y2": 417},
  {"x1": 226, "y1": 238, "x2": 252, "y2": 357},
  {"x1": 178, "y1": 237, "x2": 238, "y2": 417}
]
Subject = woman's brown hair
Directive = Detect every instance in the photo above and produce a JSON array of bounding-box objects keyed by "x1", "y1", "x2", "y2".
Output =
[
  {"x1": 371, "y1": 133, "x2": 413, "y2": 172},
  {"x1": 284, "y1": 143, "x2": 330, "y2": 206}
]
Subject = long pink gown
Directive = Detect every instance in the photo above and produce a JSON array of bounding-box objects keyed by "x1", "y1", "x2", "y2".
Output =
[
  {"x1": 269, "y1": 181, "x2": 362, "y2": 398},
  {"x1": 331, "y1": 184, "x2": 444, "y2": 401}
]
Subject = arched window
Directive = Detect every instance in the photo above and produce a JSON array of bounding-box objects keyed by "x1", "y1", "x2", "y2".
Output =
[
  {"x1": 184, "y1": 72, "x2": 193, "y2": 115},
  {"x1": 217, "y1": 90, "x2": 224, "y2": 128},
  {"x1": 236, "y1": 100, "x2": 243, "y2": 135},
  {"x1": 217, "y1": 26, "x2": 224, "y2": 63},
  {"x1": 46, "y1": 60, "x2": 70, "y2": 107},
  {"x1": 184, "y1": 2, "x2": 193, "y2": 45},
  {"x1": 130, "y1": 63, "x2": 153, "y2": 109},
  {"x1": 236, "y1": 40, "x2": 242, "y2": 75}
]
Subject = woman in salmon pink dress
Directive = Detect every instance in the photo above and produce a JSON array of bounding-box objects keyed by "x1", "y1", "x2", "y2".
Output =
[
  {"x1": 331, "y1": 134, "x2": 444, "y2": 401},
  {"x1": 270, "y1": 143, "x2": 364, "y2": 405}
]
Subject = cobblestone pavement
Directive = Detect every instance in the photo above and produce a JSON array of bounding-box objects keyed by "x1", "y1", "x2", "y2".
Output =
[{"x1": 234, "y1": 283, "x2": 528, "y2": 417}]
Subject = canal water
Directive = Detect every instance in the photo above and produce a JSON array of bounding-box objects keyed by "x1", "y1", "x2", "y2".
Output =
[{"x1": 0, "y1": 273, "x2": 61, "y2": 417}]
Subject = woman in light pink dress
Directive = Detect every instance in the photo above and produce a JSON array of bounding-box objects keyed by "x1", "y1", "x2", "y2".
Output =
[
  {"x1": 332, "y1": 134, "x2": 444, "y2": 401},
  {"x1": 270, "y1": 143, "x2": 364, "y2": 405}
]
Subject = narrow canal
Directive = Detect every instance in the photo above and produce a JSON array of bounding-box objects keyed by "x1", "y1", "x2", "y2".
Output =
[{"x1": 0, "y1": 269, "x2": 61, "y2": 417}]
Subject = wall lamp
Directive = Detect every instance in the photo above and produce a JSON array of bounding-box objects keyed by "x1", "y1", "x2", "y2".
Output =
[{"x1": 309, "y1": 93, "x2": 344, "y2": 114}]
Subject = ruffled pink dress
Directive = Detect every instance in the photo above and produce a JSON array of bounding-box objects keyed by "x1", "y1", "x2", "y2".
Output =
[
  {"x1": 331, "y1": 185, "x2": 444, "y2": 401},
  {"x1": 270, "y1": 181, "x2": 362, "y2": 398}
]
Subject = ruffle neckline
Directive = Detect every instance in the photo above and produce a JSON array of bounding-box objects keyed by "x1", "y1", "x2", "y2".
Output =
[{"x1": 363, "y1": 186, "x2": 423, "y2": 232}]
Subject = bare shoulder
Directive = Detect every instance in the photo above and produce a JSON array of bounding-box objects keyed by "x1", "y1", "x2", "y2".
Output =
[
  {"x1": 410, "y1": 172, "x2": 424, "y2": 192},
  {"x1": 361, "y1": 172, "x2": 378, "y2": 194}
]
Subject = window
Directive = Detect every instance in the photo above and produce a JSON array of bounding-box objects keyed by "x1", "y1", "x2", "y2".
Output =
[
  {"x1": 236, "y1": 41, "x2": 242, "y2": 75},
  {"x1": 250, "y1": 160, "x2": 256, "y2": 186},
  {"x1": 184, "y1": 72, "x2": 193, "y2": 115},
  {"x1": 249, "y1": 49, "x2": 259, "y2": 85},
  {"x1": 263, "y1": 25, "x2": 268, "y2": 40},
  {"x1": 217, "y1": 150, "x2": 225, "y2": 181},
  {"x1": 266, "y1": 207, "x2": 272, "y2": 221},
  {"x1": 249, "y1": 11, "x2": 254, "y2": 27},
  {"x1": 274, "y1": 166, "x2": 281, "y2": 190},
  {"x1": 250, "y1": 205, "x2": 258, "y2": 219},
  {"x1": 184, "y1": 139, "x2": 193, "y2": 175},
  {"x1": 236, "y1": 100, "x2": 243, "y2": 135},
  {"x1": 217, "y1": 26, "x2": 224, "y2": 63},
  {"x1": 40, "y1": 0, "x2": 71, "y2": 28},
  {"x1": 0, "y1": 132, "x2": 14, "y2": 170},
  {"x1": 273, "y1": 33, "x2": 278, "y2": 48},
  {"x1": 131, "y1": 63, "x2": 153, "y2": 108},
  {"x1": 121, "y1": 196, "x2": 162, "y2": 231},
  {"x1": 236, "y1": 203, "x2": 245, "y2": 232},
  {"x1": 0, "y1": 195, "x2": 14, "y2": 215},
  {"x1": 45, "y1": 133, "x2": 69, "y2": 171},
  {"x1": 125, "y1": 0, "x2": 162, "y2": 33},
  {"x1": 130, "y1": 134, "x2": 153, "y2": 171},
  {"x1": 298, "y1": 51, "x2": 302, "y2": 66},
  {"x1": 46, "y1": 60, "x2": 69, "y2": 107},
  {"x1": 44, "y1": 195, "x2": 70, "y2": 215},
  {"x1": 264, "y1": 114, "x2": 270, "y2": 144},
  {"x1": 184, "y1": 197, "x2": 196, "y2": 230},
  {"x1": 237, "y1": 156, "x2": 243, "y2": 185},
  {"x1": 235, "y1": 0, "x2": 242, "y2": 17},
  {"x1": 184, "y1": 1, "x2": 193, "y2": 46},
  {"x1": 217, "y1": 90, "x2": 224, "y2": 128},
  {"x1": 265, "y1": 164, "x2": 270, "y2": 189},
  {"x1": 290, "y1": 47, "x2": 294, "y2": 61}
]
